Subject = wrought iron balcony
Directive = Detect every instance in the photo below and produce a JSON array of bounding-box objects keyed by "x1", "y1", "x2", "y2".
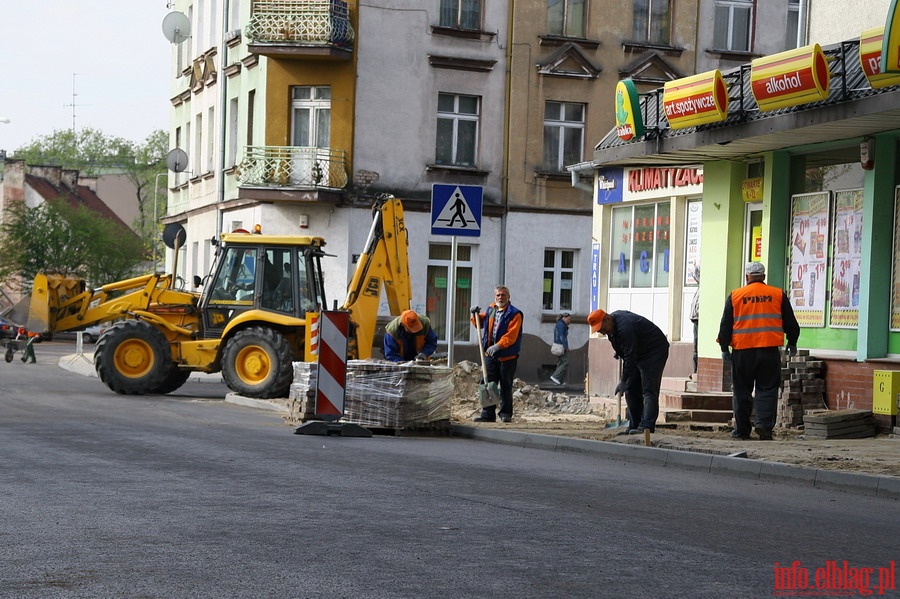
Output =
[
  {"x1": 245, "y1": 0, "x2": 354, "y2": 59},
  {"x1": 238, "y1": 146, "x2": 349, "y2": 190}
]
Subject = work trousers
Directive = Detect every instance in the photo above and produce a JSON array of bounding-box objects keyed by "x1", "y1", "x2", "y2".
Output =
[
  {"x1": 731, "y1": 346, "x2": 781, "y2": 436},
  {"x1": 623, "y1": 348, "x2": 669, "y2": 431},
  {"x1": 485, "y1": 355, "x2": 518, "y2": 418}
]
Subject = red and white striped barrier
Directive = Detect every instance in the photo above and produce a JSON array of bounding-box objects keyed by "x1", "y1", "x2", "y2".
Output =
[{"x1": 315, "y1": 311, "x2": 349, "y2": 420}]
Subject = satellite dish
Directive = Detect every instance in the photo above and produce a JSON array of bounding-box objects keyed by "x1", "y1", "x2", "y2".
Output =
[
  {"x1": 162, "y1": 223, "x2": 187, "y2": 250},
  {"x1": 162, "y1": 11, "x2": 191, "y2": 44},
  {"x1": 166, "y1": 148, "x2": 189, "y2": 173}
]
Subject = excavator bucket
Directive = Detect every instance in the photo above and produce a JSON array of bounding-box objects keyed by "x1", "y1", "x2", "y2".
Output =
[{"x1": 27, "y1": 273, "x2": 86, "y2": 334}]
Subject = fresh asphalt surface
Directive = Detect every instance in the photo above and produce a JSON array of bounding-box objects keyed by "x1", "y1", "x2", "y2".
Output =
[{"x1": 1, "y1": 342, "x2": 897, "y2": 598}]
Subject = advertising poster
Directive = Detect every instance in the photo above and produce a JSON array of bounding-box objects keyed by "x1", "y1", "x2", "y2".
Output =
[
  {"x1": 891, "y1": 188, "x2": 900, "y2": 330},
  {"x1": 684, "y1": 200, "x2": 702, "y2": 286},
  {"x1": 789, "y1": 192, "x2": 830, "y2": 327},
  {"x1": 829, "y1": 189, "x2": 863, "y2": 328}
]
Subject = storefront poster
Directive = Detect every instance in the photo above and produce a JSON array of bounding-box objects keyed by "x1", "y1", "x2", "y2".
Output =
[
  {"x1": 684, "y1": 200, "x2": 702, "y2": 285},
  {"x1": 829, "y1": 189, "x2": 863, "y2": 328},
  {"x1": 789, "y1": 192, "x2": 830, "y2": 327},
  {"x1": 891, "y1": 188, "x2": 900, "y2": 330}
]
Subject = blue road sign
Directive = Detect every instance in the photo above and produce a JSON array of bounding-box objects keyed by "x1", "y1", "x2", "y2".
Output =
[{"x1": 431, "y1": 184, "x2": 482, "y2": 237}]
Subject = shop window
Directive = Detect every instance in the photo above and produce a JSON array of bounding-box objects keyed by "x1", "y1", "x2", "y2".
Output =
[
  {"x1": 543, "y1": 101, "x2": 585, "y2": 172},
  {"x1": 436, "y1": 93, "x2": 480, "y2": 167},
  {"x1": 543, "y1": 249, "x2": 575, "y2": 312},
  {"x1": 427, "y1": 243, "x2": 474, "y2": 342},
  {"x1": 632, "y1": 0, "x2": 671, "y2": 46},
  {"x1": 547, "y1": 0, "x2": 586, "y2": 38},
  {"x1": 609, "y1": 202, "x2": 671, "y2": 289},
  {"x1": 713, "y1": 0, "x2": 752, "y2": 52}
]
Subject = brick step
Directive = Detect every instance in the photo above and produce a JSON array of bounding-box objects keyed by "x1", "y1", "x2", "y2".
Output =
[
  {"x1": 660, "y1": 391, "x2": 732, "y2": 411},
  {"x1": 660, "y1": 408, "x2": 733, "y2": 424},
  {"x1": 661, "y1": 376, "x2": 694, "y2": 392}
]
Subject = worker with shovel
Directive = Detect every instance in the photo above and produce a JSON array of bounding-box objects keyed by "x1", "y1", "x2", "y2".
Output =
[{"x1": 471, "y1": 285, "x2": 523, "y2": 423}]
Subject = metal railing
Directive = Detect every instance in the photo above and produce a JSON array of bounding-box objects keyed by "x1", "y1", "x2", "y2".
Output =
[
  {"x1": 237, "y1": 146, "x2": 349, "y2": 189},
  {"x1": 245, "y1": 0, "x2": 354, "y2": 47}
]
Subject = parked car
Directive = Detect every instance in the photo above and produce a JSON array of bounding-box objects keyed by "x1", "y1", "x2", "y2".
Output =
[{"x1": 81, "y1": 324, "x2": 106, "y2": 343}]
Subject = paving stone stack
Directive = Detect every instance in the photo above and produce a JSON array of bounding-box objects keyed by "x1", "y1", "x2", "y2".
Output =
[
  {"x1": 803, "y1": 409, "x2": 877, "y2": 439},
  {"x1": 777, "y1": 349, "x2": 827, "y2": 428},
  {"x1": 286, "y1": 360, "x2": 453, "y2": 430}
]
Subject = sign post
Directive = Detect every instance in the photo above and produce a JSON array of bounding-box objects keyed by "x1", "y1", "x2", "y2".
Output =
[{"x1": 431, "y1": 184, "x2": 483, "y2": 367}]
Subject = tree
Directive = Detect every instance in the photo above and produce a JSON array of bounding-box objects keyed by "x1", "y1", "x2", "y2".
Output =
[
  {"x1": 12, "y1": 127, "x2": 169, "y2": 258},
  {"x1": 0, "y1": 201, "x2": 146, "y2": 293}
]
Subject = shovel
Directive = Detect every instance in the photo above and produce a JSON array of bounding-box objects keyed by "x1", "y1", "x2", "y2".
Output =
[
  {"x1": 474, "y1": 313, "x2": 501, "y2": 408},
  {"x1": 604, "y1": 357, "x2": 630, "y2": 429}
]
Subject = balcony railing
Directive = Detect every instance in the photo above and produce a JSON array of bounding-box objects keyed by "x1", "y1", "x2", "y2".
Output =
[
  {"x1": 238, "y1": 146, "x2": 349, "y2": 189},
  {"x1": 245, "y1": 0, "x2": 354, "y2": 48}
]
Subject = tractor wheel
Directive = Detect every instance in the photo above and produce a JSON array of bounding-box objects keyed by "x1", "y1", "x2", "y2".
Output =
[
  {"x1": 94, "y1": 321, "x2": 172, "y2": 395},
  {"x1": 150, "y1": 367, "x2": 192, "y2": 395},
  {"x1": 221, "y1": 326, "x2": 293, "y2": 399}
]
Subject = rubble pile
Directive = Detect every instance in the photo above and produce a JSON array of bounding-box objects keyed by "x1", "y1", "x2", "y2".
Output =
[{"x1": 777, "y1": 349, "x2": 827, "y2": 428}]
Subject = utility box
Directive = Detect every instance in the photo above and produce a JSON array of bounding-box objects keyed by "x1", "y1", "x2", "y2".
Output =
[{"x1": 872, "y1": 370, "x2": 900, "y2": 415}]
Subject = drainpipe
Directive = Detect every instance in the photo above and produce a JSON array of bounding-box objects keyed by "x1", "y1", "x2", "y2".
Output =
[
  {"x1": 500, "y1": 0, "x2": 515, "y2": 283},
  {"x1": 567, "y1": 160, "x2": 595, "y2": 193},
  {"x1": 215, "y1": 0, "x2": 230, "y2": 237}
]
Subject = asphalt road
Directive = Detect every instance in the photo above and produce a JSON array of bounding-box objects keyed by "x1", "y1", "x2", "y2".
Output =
[{"x1": 1, "y1": 342, "x2": 897, "y2": 598}]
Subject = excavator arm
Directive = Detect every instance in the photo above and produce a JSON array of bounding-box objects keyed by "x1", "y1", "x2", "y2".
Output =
[
  {"x1": 27, "y1": 272, "x2": 199, "y2": 337},
  {"x1": 341, "y1": 196, "x2": 412, "y2": 358}
]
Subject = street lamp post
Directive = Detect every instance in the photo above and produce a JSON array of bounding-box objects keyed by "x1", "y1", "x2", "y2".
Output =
[{"x1": 153, "y1": 172, "x2": 167, "y2": 272}]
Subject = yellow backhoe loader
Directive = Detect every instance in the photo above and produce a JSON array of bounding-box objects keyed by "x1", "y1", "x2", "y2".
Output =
[{"x1": 27, "y1": 195, "x2": 411, "y2": 399}]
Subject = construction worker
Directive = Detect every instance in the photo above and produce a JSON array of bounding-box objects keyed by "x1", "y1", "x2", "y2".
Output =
[
  {"x1": 588, "y1": 309, "x2": 669, "y2": 434},
  {"x1": 718, "y1": 261, "x2": 800, "y2": 441},
  {"x1": 16, "y1": 327, "x2": 36, "y2": 364},
  {"x1": 383, "y1": 310, "x2": 438, "y2": 363},
  {"x1": 471, "y1": 285, "x2": 524, "y2": 423}
]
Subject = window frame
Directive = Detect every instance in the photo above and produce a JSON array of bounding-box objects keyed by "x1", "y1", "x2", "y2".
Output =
[
  {"x1": 608, "y1": 201, "x2": 671, "y2": 290},
  {"x1": 632, "y1": 0, "x2": 671, "y2": 46},
  {"x1": 435, "y1": 93, "x2": 480, "y2": 168},
  {"x1": 543, "y1": 248, "x2": 576, "y2": 313},
  {"x1": 543, "y1": 101, "x2": 585, "y2": 172},
  {"x1": 290, "y1": 85, "x2": 332, "y2": 148},
  {"x1": 547, "y1": 0, "x2": 586, "y2": 38},
  {"x1": 713, "y1": 0, "x2": 753, "y2": 53},
  {"x1": 439, "y1": 0, "x2": 483, "y2": 30}
]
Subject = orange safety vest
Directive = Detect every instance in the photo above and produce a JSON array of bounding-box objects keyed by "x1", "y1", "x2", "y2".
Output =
[{"x1": 730, "y1": 282, "x2": 786, "y2": 350}]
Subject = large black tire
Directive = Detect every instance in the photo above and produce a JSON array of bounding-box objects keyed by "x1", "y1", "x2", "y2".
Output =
[
  {"x1": 150, "y1": 367, "x2": 192, "y2": 395},
  {"x1": 221, "y1": 326, "x2": 293, "y2": 399},
  {"x1": 94, "y1": 321, "x2": 172, "y2": 395}
]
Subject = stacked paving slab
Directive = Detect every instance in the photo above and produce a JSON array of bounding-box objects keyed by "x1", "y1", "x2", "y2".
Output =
[{"x1": 777, "y1": 349, "x2": 826, "y2": 428}]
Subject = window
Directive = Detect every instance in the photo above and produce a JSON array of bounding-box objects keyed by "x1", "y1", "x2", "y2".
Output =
[
  {"x1": 543, "y1": 249, "x2": 575, "y2": 312},
  {"x1": 291, "y1": 86, "x2": 331, "y2": 148},
  {"x1": 547, "y1": 0, "x2": 586, "y2": 37},
  {"x1": 228, "y1": 98, "x2": 238, "y2": 168},
  {"x1": 194, "y1": 113, "x2": 202, "y2": 176},
  {"x1": 609, "y1": 202, "x2": 671, "y2": 289},
  {"x1": 713, "y1": 0, "x2": 752, "y2": 52},
  {"x1": 207, "y1": 106, "x2": 215, "y2": 173},
  {"x1": 247, "y1": 90, "x2": 255, "y2": 146},
  {"x1": 785, "y1": 0, "x2": 802, "y2": 50},
  {"x1": 426, "y1": 244, "x2": 473, "y2": 342},
  {"x1": 436, "y1": 93, "x2": 479, "y2": 167},
  {"x1": 440, "y1": 0, "x2": 482, "y2": 30},
  {"x1": 543, "y1": 101, "x2": 585, "y2": 172},
  {"x1": 632, "y1": 0, "x2": 671, "y2": 45}
]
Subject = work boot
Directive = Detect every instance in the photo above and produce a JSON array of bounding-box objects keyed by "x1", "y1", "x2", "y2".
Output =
[
  {"x1": 754, "y1": 427, "x2": 773, "y2": 441},
  {"x1": 473, "y1": 409, "x2": 496, "y2": 422}
]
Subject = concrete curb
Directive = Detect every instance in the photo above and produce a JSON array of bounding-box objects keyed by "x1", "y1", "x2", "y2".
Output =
[{"x1": 452, "y1": 425, "x2": 899, "y2": 500}]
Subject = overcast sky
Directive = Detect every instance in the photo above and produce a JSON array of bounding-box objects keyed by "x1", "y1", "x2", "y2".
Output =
[{"x1": 1, "y1": 1, "x2": 172, "y2": 153}]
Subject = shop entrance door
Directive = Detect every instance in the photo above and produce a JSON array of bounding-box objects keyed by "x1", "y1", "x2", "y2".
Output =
[{"x1": 744, "y1": 202, "x2": 763, "y2": 264}]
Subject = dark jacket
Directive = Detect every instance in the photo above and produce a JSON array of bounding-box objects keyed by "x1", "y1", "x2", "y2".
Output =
[
  {"x1": 607, "y1": 311, "x2": 669, "y2": 382},
  {"x1": 553, "y1": 317, "x2": 569, "y2": 351},
  {"x1": 383, "y1": 315, "x2": 438, "y2": 362}
]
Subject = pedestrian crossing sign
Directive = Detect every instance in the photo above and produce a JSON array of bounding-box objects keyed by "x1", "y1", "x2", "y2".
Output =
[{"x1": 431, "y1": 184, "x2": 482, "y2": 237}]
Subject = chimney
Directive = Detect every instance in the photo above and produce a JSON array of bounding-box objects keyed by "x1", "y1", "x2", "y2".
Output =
[
  {"x1": 29, "y1": 165, "x2": 62, "y2": 188},
  {"x1": 2, "y1": 159, "x2": 25, "y2": 209},
  {"x1": 79, "y1": 176, "x2": 98, "y2": 192},
  {"x1": 61, "y1": 169, "x2": 79, "y2": 191}
]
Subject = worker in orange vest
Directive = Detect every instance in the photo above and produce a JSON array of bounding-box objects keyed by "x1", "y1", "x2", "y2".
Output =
[
  {"x1": 16, "y1": 327, "x2": 37, "y2": 364},
  {"x1": 718, "y1": 262, "x2": 800, "y2": 441}
]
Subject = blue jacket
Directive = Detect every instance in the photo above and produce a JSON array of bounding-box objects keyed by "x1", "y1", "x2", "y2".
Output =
[
  {"x1": 383, "y1": 315, "x2": 438, "y2": 362},
  {"x1": 474, "y1": 303, "x2": 524, "y2": 361},
  {"x1": 553, "y1": 318, "x2": 568, "y2": 351}
]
